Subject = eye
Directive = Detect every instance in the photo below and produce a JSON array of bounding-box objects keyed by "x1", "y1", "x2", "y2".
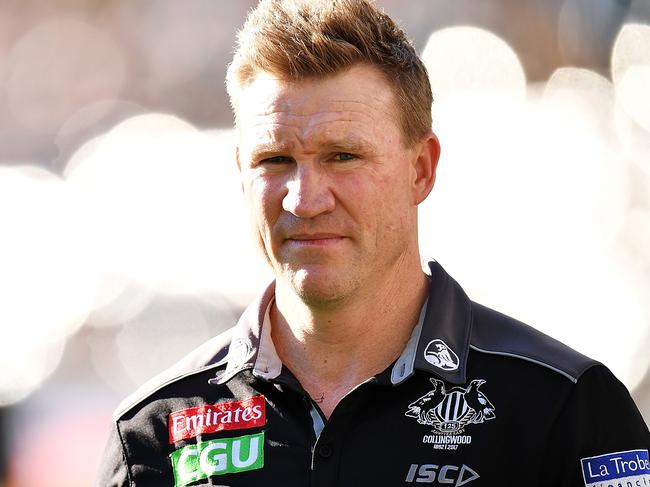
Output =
[
  {"x1": 261, "y1": 155, "x2": 292, "y2": 165},
  {"x1": 334, "y1": 153, "x2": 356, "y2": 161}
]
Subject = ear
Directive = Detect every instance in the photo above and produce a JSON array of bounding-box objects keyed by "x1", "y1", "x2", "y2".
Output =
[{"x1": 411, "y1": 132, "x2": 440, "y2": 206}]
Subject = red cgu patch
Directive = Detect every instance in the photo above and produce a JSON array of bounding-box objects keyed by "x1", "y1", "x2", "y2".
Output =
[{"x1": 168, "y1": 395, "x2": 266, "y2": 443}]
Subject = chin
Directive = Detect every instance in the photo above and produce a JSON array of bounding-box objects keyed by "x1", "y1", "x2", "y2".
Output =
[{"x1": 284, "y1": 266, "x2": 357, "y2": 307}]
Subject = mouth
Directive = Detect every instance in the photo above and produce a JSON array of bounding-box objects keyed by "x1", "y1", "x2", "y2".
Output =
[{"x1": 285, "y1": 233, "x2": 346, "y2": 246}]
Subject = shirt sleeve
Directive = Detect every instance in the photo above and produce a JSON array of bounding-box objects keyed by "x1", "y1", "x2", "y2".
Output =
[
  {"x1": 539, "y1": 364, "x2": 650, "y2": 487},
  {"x1": 95, "y1": 422, "x2": 131, "y2": 487}
]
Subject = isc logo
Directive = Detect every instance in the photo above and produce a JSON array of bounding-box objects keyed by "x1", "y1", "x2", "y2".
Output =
[{"x1": 405, "y1": 463, "x2": 479, "y2": 485}]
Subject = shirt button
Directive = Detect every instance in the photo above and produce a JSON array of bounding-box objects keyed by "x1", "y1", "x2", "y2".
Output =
[{"x1": 318, "y1": 443, "x2": 333, "y2": 458}]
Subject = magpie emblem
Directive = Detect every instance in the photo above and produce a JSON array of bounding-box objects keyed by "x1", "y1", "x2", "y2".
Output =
[{"x1": 405, "y1": 378, "x2": 496, "y2": 434}]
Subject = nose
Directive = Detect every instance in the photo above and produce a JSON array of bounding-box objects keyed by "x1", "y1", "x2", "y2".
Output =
[{"x1": 282, "y1": 164, "x2": 335, "y2": 218}]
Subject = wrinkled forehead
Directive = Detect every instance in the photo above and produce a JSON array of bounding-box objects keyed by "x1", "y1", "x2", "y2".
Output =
[
  {"x1": 234, "y1": 67, "x2": 401, "y2": 140},
  {"x1": 237, "y1": 74, "x2": 338, "y2": 130}
]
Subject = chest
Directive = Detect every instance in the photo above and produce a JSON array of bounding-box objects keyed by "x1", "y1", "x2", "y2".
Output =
[{"x1": 134, "y1": 374, "x2": 567, "y2": 487}]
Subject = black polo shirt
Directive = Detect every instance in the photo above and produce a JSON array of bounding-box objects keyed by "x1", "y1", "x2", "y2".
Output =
[{"x1": 96, "y1": 261, "x2": 650, "y2": 487}]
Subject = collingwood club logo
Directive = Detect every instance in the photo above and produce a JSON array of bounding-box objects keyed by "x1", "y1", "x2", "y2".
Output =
[
  {"x1": 209, "y1": 338, "x2": 253, "y2": 385},
  {"x1": 228, "y1": 338, "x2": 252, "y2": 369},
  {"x1": 405, "y1": 378, "x2": 496, "y2": 450},
  {"x1": 424, "y1": 339, "x2": 459, "y2": 371}
]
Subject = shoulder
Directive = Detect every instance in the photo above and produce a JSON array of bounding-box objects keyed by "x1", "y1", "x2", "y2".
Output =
[
  {"x1": 469, "y1": 301, "x2": 600, "y2": 383},
  {"x1": 112, "y1": 327, "x2": 235, "y2": 421}
]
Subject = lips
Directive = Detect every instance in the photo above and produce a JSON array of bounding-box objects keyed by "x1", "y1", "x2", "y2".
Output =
[
  {"x1": 284, "y1": 233, "x2": 346, "y2": 247},
  {"x1": 288, "y1": 233, "x2": 344, "y2": 241}
]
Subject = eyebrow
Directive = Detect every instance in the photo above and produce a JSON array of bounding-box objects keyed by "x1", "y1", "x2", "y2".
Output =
[{"x1": 249, "y1": 137, "x2": 375, "y2": 160}]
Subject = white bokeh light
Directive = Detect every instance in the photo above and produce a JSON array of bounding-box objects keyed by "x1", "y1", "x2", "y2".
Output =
[
  {"x1": 612, "y1": 24, "x2": 650, "y2": 134},
  {"x1": 611, "y1": 24, "x2": 650, "y2": 84},
  {"x1": 55, "y1": 99, "x2": 147, "y2": 160},
  {"x1": 115, "y1": 296, "x2": 239, "y2": 388},
  {"x1": 65, "y1": 113, "x2": 272, "y2": 305},
  {"x1": 0, "y1": 113, "x2": 274, "y2": 403},
  {"x1": 0, "y1": 166, "x2": 101, "y2": 405},
  {"x1": 614, "y1": 101, "x2": 650, "y2": 178},
  {"x1": 611, "y1": 24, "x2": 650, "y2": 178},
  {"x1": 543, "y1": 67, "x2": 616, "y2": 137},
  {"x1": 4, "y1": 18, "x2": 126, "y2": 133},
  {"x1": 616, "y1": 65, "x2": 650, "y2": 133},
  {"x1": 421, "y1": 26, "x2": 527, "y2": 101}
]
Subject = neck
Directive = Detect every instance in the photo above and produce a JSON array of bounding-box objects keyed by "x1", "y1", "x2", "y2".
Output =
[{"x1": 270, "y1": 257, "x2": 429, "y2": 417}]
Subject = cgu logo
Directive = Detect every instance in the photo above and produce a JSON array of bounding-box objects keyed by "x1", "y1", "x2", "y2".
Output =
[
  {"x1": 405, "y1": 463, "x2": 479, "y2": 485},
  {"x1": 170, "y1": 432, "x2": 264, "y2": 487}
]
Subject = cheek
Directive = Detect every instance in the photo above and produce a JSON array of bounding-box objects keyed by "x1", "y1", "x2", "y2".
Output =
[
  {"x1": 245, "y1": 176, "x2": 282, "y2": 229},
  {"x1": 375, "y1": 171, "x2": 414, "y2": 232},
  {"x1": 346, "y1": 179, "x2": 404, "y2": 241},
  {"x1": 242, "y1": 177, "x2": 278, "y2": 264}
]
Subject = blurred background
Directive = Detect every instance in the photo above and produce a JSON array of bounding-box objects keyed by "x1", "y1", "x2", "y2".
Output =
[{"x1": 1, "y1": 0, "x2": 649, "y2": 485}]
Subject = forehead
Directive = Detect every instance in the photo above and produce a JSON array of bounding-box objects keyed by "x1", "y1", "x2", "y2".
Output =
[{"x1": 236, "y1": 65, "x2": 402, "y2": 151}]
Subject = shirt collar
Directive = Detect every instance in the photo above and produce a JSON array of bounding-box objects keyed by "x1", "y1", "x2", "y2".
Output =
[
  {"x1": 390, "y1": 261, "x2": 472, "y2": 385},
  {"x1": 212, "y1": 260, "x2": 472, "y2": 386},
  {"x1": 211, "y1": 283, "x2": 278, "y2": 385}
]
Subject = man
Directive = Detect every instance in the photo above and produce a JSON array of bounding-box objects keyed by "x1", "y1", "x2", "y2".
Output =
[{"x1": 96, "y1": 1, "x2": 650, "y2": 486}]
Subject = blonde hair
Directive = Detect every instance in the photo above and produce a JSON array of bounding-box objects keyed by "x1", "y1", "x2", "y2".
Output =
[{"x1": 227, "y1": 0, "x2": 432, "y2": 146}]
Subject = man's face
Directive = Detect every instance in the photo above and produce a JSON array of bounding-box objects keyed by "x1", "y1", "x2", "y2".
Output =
[{"x1": 236, "y1": 64, "x2": 431, "y2": 306}]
